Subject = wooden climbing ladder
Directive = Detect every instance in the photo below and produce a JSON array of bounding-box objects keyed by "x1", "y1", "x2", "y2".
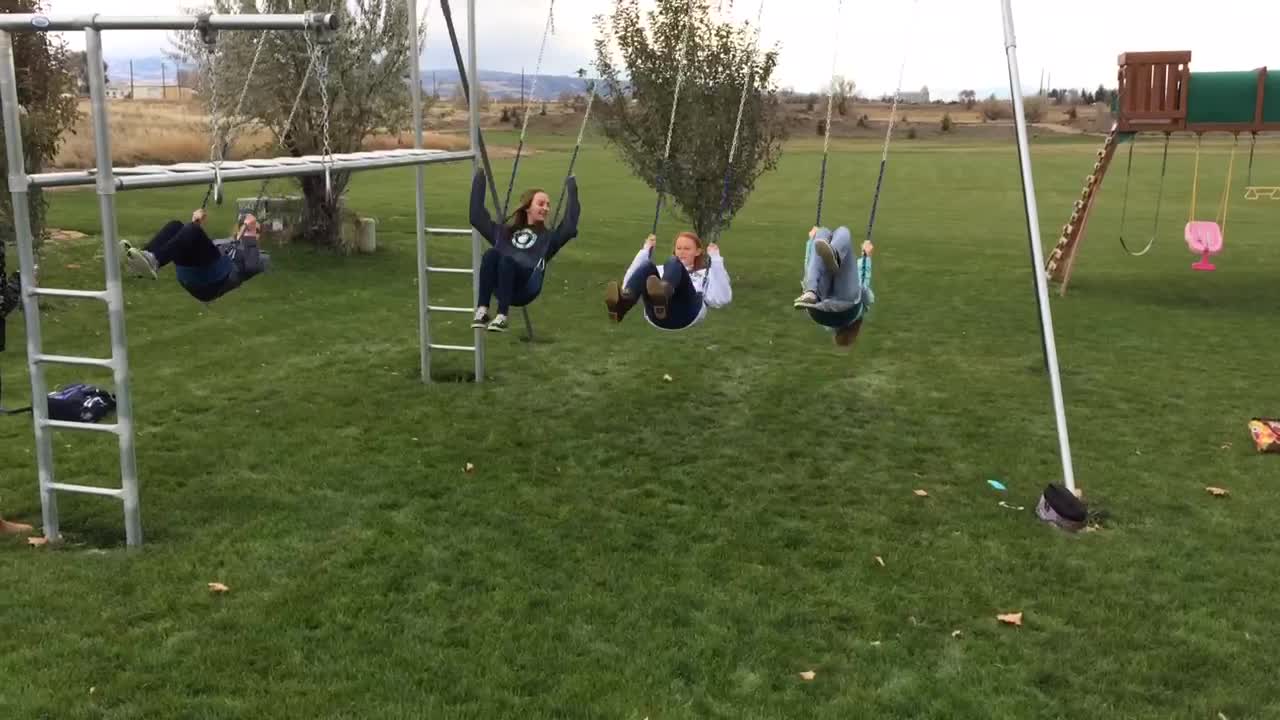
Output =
[{"x1": 1045, "y1": 123, "x2": 1121, "y2": 295}]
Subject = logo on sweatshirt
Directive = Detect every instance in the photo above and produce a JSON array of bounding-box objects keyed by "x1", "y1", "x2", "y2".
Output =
[{"x1": 512, "y1": 228, "x2": 538, "y2": 250}]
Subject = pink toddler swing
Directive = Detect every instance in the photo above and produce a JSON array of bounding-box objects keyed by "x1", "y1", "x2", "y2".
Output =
[{"x1": 1184, "y1": 133, "x2": 1237, "y2": 272}]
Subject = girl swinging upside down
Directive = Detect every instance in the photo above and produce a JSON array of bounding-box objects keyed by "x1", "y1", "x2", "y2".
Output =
[
  {"x1": 793, "y1": 226, "x2": 875, "y2": 349},
  {"x1": 604, "y1": 231, "x2": 732, "y2": 330},
  {"x1": 121, "y1": 208, "x2": 270, "y2": 302},
  {"x1": 469, "y1": 168, "x2": 580, "y2": 333}
]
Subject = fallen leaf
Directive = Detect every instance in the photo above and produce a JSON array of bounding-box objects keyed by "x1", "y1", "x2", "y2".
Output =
[
  {"x1": 207, "y1": 582, "x2": 230, "y2": 593},
  {"x1": 798, "y1": 670, "x2": 816, "y2": 681},
  {"x1": 65, "y1": 263, "x2": 81, "y2": 269},
  {"x1": 1205, "y1": 486, "x2": 1230, "y2": 497},
  {"x1": 997, "y1": 612, "x2": 1023, "y2": 626},
  {"x1": 998, "y1": 501, "x2": 1025, "y2": 511},
  {"x1": 1220, "y1": 443, "x2": 1232, "y2": 450},
  {"x1": 89, "y1": 687, "x2": 96, "y2": 695},
  {"x1": 662, "y1": 373, "x2": 673, "y2": 382},
  {"x1": 951, "y1": 630, "x2": 962, "y2": 638},
  {"x1": 874, "y1": 555, "x2": 885, "y2": 567},
  {"x1": 27, "y1": 536, "x2": 47, "y2": 547},
  {"x1": 870, "y1": 640, "x2": 882, "y2": 647},
  {"x1": 463, "y1": 462, "x2": 476, "y2": 474},
  {"x1": 913, "y1": 489, "x2": 929, "y2": 497}
]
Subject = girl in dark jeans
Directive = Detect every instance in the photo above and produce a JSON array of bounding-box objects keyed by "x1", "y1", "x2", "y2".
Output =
[
  {"x1": 469, "y1": 168, "x2": 580, "y2": 333},
  {"x1": 603, "y1": 231, "x2": 732, "y2": 331},
  {"x1": 121, "y1": 208, "x2": 269, "y2": 302}
]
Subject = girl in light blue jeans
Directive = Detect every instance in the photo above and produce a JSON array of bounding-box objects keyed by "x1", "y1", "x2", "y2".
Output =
[{"x1": 793, "y1": 226, "x2": 874, "y2": 349}]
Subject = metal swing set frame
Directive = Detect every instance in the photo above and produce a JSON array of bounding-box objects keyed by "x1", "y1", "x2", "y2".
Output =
[
  {"x1": 0, "y1": 0, "x2": 502, "y2": 548},
  {"x1": 0, "y1": 0, "x2": 1079, "y2": 547}
]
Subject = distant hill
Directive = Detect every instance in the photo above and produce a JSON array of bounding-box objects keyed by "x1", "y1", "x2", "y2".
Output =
[
  {"x1": 420, "y1": 69, "x2": 593, "y2": 102},
  {"x1": 106, "y1": 55, "x2": 593, "y2": 101}
]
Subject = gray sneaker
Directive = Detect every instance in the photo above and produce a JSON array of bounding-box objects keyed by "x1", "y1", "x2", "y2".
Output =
[
  {"x1": 813, "y1": 238, "x2": 840, "y2": 275},
  {"x1": 793, "y1": 290, "x2": 819, "y2": 307}
]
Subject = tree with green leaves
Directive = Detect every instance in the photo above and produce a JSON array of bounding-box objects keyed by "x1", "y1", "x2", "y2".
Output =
[
  {"x1": 592, "y1": 0, "x2": 787, "y2": 239},
  {"x1": 170, "y1": 0, "x2": 422, "y2": 248},
  {"x1": 0, "y1": 0, "x2": 80, "y2": 251}
]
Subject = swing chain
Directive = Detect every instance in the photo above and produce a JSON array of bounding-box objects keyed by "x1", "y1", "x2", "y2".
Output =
[
  {"x1": 230, "y1": 32, "x2": 269, "y2": 132},
  {"x1": 814, "y1": 0, "x2": 843, "y2": 226},
  {"x1": 199, "y1": 14, "x2": 226, "y2": 209},
  {"x1": 504, "y1": 0, "x2": 556, "y2": 216},
  {"x1": 1119, "y1": 133, "x2": 1167, "y2": 257},
  {"x1": 307, "y1": 26, "x2": 335, "y2": 202},
  {"x1": 652, "y1": 0, "x2": 695, "y2": 236},
  {"x1": 863, "y1": 0, "x2": 917, "y2": 246},
  {"x1": 712, "y1": 0, "x2": 767, "y2": 244},
  {"x1": 551, "y1": 80, "x2": 597, "y2": 229},
  {"x1": 1246, "y1": 131, "x2": 1257, "y2": 188},
  {"x1": 251, "y1": 37, "x2": 322, "y2": 217}
]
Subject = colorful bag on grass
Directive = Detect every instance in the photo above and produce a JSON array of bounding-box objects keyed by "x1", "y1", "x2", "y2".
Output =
[{"x1": 1249, "y1": 418, "x2": 1280, "y2": 454}]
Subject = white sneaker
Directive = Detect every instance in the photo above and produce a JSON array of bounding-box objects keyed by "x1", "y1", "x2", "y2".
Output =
[
  {"x1": 486, "y1": 314, "x2": 509, "y2": 332},
  {"x1": 470, "y1": 307, "x2": 490, "y2": 329},
  {"x1": 121, "y1": 241, "x2": 158, "y2": 279}
]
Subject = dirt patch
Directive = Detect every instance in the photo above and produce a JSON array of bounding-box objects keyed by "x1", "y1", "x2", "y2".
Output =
[{"x1": 47, "y1": 228, "x2": 88, "y2": 241}]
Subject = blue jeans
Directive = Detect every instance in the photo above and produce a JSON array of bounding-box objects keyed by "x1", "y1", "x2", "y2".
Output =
[
  {"x1": 477, "y1": 248, "x2": 544, "y2": 314},
  {"x1": 805, "y1": 227, "x2": 862, "y2": 302},
  {"x1": 805, "y1": 227, "x2": 864, "y2": 329},
  {"x1": 627, "y1": 256, "x2": 702, "y2": 330}
]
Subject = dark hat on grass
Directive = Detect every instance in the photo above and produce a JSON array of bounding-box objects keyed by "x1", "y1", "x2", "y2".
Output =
[{"x1": 1036, "y1": 483, "x2": 1087, "y2": 532}]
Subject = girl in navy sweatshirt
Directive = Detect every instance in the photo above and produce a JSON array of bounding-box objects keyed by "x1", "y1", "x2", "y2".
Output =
[
  {"x1": 121, "y1": 208, "x2": 269, "y2": 303},
  {"x1": 469, "y1": 168, "x2": 580, "y2": 333}
]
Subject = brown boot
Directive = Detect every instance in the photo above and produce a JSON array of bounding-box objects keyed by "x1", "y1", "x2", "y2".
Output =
[
  {"x1": 605, "y1": 281, "x2": 638, "y2": 322},
  {"x1": 645, "y1": 275, "x2": 673, "y2": 320}
]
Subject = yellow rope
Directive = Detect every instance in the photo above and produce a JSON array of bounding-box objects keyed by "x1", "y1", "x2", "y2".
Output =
[
  {"x1": 1217, "y1": 134, "x2": 1239, "y2": 239},
  {"x1": 1189, "y1": 134, "x2": 1202, "y2": 223}
]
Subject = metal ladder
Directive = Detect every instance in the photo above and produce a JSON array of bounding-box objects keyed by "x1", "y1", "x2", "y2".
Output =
[
  {"x1": 2, "y1": 28, "x2": 141, "y2": 547},
  {"x1": 420, "y1": 227, "x2": 485, "y2": 377},
  {"x1": 16, "y1": 255, "x2": 142, "y2": 548},
  {"x1": 419, "y1": 228, "x2": 535, "y2": 382}
]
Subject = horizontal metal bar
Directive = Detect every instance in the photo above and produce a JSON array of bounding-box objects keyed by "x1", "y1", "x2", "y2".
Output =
[
  {"x1": 0, "y1": 13, "x2": 338, "y2": 32},
  {"x1": 426, "y1": 266, "x2": 473, "y2": 275},
  {"x1": 48, "y1": 482, "x2": 124, "y2": 498},
  {"x1": 29, "y1": 149, "x2": 475, "y2": 191},
  {"x1": 41, "y1": 420, "x2": 121, "y2": 434},
  {"x1": 428, "y1": 343, "x2": 476, "y2": 352},
  {"x1": 33, "y1": 353, "x2": 114, "y2": 368},
  {"x1": 424, "y1": 227, "x2": 474, "y2": 236},
  {"x1": 427, "y1": 305, "x2": 473, "y2": 313},
  {"x1": 31, "y1": 287, "x2": 108, "y2": 301}
]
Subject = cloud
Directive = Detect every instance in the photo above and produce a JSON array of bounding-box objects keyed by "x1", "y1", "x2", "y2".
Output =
[{"x1": 44, "y1": 0, "x2": 1280, "y2": 99}]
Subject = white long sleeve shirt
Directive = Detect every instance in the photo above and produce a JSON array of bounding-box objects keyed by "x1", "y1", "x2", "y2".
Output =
[{"x1": 621, "y1": 248, "x2": 733, "y2": 331}]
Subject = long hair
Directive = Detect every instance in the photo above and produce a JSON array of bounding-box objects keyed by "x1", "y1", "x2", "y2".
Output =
[
  {"x1": 505, "y1": 187, "x2": 548, "y2": 233},
  {"x1": 675, "y1": 231, "x2": 711, "y2": 271},
  {"x1": 833, "y1": 317, "x2": 865, "y2": 350}
]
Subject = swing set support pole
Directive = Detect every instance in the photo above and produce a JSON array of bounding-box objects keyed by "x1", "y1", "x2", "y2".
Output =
[{"x1": 1002, "y1": 0, "x2": 1078, "y2": 495}]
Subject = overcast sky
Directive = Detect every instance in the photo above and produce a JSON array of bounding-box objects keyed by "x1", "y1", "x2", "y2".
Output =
[{"x1": 43, "y1": 0, "x2": 1280, "y2": 99}]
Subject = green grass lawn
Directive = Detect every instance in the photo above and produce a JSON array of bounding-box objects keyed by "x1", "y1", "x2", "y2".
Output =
[{"x1": 2, "y1": 131, "x2": 1279, "y2": 718}]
